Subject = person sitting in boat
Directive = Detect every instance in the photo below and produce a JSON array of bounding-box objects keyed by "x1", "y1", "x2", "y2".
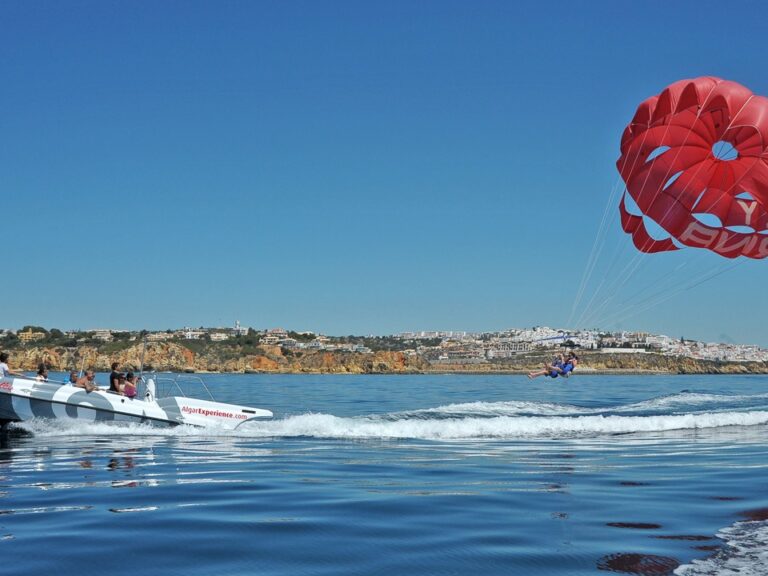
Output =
[
  {"x1": 35, "y1": 363, "x2": 49, "y2": 381},
  {"x1": 528, "y1": 351, "x2": 579, "y2": 379},
  {"x1": 67, "y1": 371, "x2": 79, "y2": 385},
  {"x1": 109, "y1": 362, "x2": 122, "y2": 393},
  {"x1": 115, "y1": 373, "x2": 127, "y2": 395},
  {"x1": 0, "y1": 352, "x2": 23, "y2": 379},
  {"x1": 123, "y1": 372, "x2": 138, "y2": 398},
  {"x1": 75, "y1": 370, "x2": 100, "y2": 393}
]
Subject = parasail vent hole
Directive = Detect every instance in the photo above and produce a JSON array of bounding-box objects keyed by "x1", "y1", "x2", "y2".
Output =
[
  {"x1": 662, "y1": 171, "x2": 683, "y2": 191},
  {"x1": 727, "y1": 225, "x2": 755, "y2": 234},
  {"x1": 712, "y1": 140, "x2": 738, "y2": 161},
  {"x1": 645, "y1": 146, "x2": 670, "y2": 163},
  {"x1": 642, "y1": 216, "x2": 671, "y2": 241},
  {"x1": 623, "y1": 193, "x2": 642, "y2": 216},
  {"x1": 693, "y1": 213, "x2": 722, "y2": 228}
]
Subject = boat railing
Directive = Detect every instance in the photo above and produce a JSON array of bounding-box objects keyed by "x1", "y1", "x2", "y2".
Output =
[{"x1": 138, "y1": 374, "x2": 216, "y2": 402}]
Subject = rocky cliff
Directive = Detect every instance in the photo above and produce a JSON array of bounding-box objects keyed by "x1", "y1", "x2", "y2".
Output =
[
  {"x1": 434, "y1": 351, "x2": 768, "y2": 375},
  {"x1": 3, "y1": 343, "x2": 430, "y2": 374},
  {"x1": 4, "y1": 345, "x2": 768, "y2": 375}
]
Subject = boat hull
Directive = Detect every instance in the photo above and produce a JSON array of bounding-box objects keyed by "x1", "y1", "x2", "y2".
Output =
[{"x1": 0, "y1": 377, "x2": 272, "y2": 429}]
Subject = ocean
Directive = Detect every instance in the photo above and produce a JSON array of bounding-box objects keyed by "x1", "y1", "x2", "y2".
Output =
[{"x1": 1, "y1": 373, "x2": 767, "y2": 576}]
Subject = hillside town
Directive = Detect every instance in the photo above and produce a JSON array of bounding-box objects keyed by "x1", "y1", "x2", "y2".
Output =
[{"x1": 2, "y1": 322, "x2": 767, "y2": 364}]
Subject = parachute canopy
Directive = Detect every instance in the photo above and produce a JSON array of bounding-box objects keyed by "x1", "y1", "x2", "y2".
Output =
[{"x1": 617, "y1": 76, "x2": 768, "y2": 259}]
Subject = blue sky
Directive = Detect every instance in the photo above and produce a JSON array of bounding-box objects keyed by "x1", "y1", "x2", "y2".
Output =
[{"x1": 2, "y1": 1, "x2": 768, "y2": 344}]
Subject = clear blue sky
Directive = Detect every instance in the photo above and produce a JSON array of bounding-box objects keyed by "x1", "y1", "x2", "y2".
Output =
[{"x1": 2, "y1": 1, "x2": 768, "y2": 344}]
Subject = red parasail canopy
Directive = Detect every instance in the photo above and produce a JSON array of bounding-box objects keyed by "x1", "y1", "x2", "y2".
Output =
[{"x1": 617, "y1": 76, "x2": 768, "y2": 259}]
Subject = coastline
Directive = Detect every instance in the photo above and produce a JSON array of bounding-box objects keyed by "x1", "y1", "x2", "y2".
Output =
[{"x1": 4, "y1": 341, "x2": 768, "y2": 376}]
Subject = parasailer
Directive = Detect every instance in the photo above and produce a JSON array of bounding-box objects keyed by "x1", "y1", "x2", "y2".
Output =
[
  {"x1": 617, "y1": 76, "x2": 768, "y2": 259},
  {"x1": 527, "y1": 352, "x2": 579, "y2": 380}
]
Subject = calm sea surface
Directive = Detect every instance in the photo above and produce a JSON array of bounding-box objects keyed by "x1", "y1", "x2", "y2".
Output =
[{"x1": 2, "y1": 373, "x2": 767, "y2": 576}]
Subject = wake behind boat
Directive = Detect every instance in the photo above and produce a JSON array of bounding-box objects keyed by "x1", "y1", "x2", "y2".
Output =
[{"x1": 0, "y1": 374, "x2": 272, "y2": 430}]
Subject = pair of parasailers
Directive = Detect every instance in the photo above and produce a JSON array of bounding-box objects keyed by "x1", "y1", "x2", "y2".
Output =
[{"x1": 528, "y1": 351, "x2": 579, "y2": 379}]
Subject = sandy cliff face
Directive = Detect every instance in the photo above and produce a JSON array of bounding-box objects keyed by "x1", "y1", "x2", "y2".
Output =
[
  {"x1": 5, "y1": 343, "x2": 196, "y2": 372},
  {"x1": 4, "y1": 343, "x2": 429, "y2": 374},
  {"x1": 4, "y1": 345, "x2": 766, "y2": 374},
  {"x1": 580, "y1": 352, "x2": 761, "y2": 374},
  {"x1": 285, "y1": 351, "x2": 426, "y2": 374},
  {"x1": 428, "y1": 351, "x2": 768, "y2": 374}
]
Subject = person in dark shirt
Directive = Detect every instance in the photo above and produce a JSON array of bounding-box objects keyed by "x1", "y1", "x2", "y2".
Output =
[{"x1": 109, "y1": 362, "x2": 122, "y2": 393}]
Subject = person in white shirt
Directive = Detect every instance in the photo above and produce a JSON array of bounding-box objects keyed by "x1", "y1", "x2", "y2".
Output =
[
  {"x1": 35, "y1": 363, "x2": 49, "y2": 381},
  {"x1": 0, "y1": 352, "x2": 23, "y2": 378}
]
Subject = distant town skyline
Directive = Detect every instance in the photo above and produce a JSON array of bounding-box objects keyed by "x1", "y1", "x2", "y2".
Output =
[
  {"x1": 4, "y1": 323, "x2": 766, "y2": 366},
  {"x1": 3, "y1": 2, "x2": 768, "y2": 346},
  {"x1": 2, "y1": 322, "x2": 764, "y2": 350}
]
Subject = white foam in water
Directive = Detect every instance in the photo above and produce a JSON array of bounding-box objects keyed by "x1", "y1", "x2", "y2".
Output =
[
  {"x1": 675, "y1": 520, "x2": 768, "y2": 576},
  {"x1": 13, "y1": 398, "x2": 768, "y2": 441},
  {"x1": 236, "y1": 410, "x2": 768, "y2": 440},
  {"x1": 404, "y1": 392, "x2": 768, "y2": 420},
  {"x1": 400, "y1": 400, "x2": 592, "y2": 418},
  {"x1": 615, "y1": 392, "x2": 768, "y2": 415},
  {"x1": 12, "y1": 418, "x2": 234, "y2": 438}
]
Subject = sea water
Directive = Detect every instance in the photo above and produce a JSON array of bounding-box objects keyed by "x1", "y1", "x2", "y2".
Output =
[{"x1": 1, "y1": 374, "x2": 767, "y2": 576}]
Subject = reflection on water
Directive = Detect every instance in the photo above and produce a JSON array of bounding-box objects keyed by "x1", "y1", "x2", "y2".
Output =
[{"x1": 598, "y1": 552, "x2": 680, "y2": 574}]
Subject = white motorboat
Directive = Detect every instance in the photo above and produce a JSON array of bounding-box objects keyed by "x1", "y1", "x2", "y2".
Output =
[{"x1": 0, "y1": 374, "x2": 273, "y2": 430}]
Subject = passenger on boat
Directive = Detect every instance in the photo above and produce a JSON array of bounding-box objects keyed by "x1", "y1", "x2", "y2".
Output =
[
  {"x1": 0, "y1": 352, "x2": 23, "y2": 378},
  {"x1": 35, "y1": 363, "x2": 49, "y2": 381},
  {"x1": 109, "y1": 362, "x2": 122, "y2": 393},
  {"x1": 115, "y1": 373, "x2": 126, "y2": 395},
  {"x1": 123, "y1": 372, "x2": 138, "y2": 398},
  {"x1": 75, "y1": 370, "x2": 100, "y2": 393},
  {"x1": 67, "y1": 371, "x2": 79, "y2": 385}
]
